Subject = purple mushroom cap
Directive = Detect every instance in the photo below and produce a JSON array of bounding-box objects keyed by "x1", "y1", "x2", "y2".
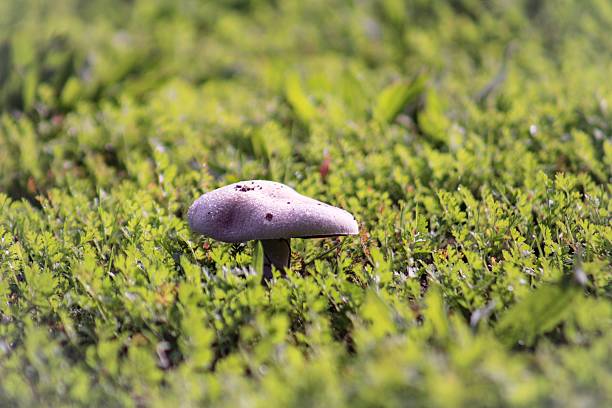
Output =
[{"x1": 188, "y1": 180, "x2": 359, "y2": 243}]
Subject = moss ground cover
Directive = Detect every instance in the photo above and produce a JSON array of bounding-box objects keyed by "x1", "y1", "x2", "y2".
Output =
[{"x1": 0, "y1": 0, "x2": 611, "y2": 406}]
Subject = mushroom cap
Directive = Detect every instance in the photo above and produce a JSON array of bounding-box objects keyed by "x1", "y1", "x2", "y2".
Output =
[{"x1": 188, "y1": 180, "x2": 359, "y2": 243}]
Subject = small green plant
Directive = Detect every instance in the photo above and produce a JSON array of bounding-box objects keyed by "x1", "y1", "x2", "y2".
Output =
[{"x1": 0, "y1": 0, "x2": 610, "y2": 406}]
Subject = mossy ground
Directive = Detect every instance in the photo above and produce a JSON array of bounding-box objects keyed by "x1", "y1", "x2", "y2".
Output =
[{"x1": 0, "y1": 1, "x2": 611, "y2": 406}]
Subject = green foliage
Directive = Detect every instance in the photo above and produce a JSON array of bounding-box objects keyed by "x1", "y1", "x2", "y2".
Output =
[
  {"x1": 1, "y1": 0, "x2": 611, "y2": 406},
  {"x1": 496, "y1": 282, "x2": 581, "y2": 347},
  {"x1": 373, "y1": 76, "x2": 425, "y2": 124},
  {"x1": 285, "y1": 73, "x2": 319, "y2": 125}
]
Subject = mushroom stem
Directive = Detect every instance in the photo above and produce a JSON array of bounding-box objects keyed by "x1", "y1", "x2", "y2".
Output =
[{"x1": 261, "y1": 238, "x2": 291, "y2": 281}]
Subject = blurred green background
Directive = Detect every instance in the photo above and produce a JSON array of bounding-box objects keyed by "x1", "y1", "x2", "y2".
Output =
[{"x1": 0, "y1": 0, "x2": 611, "y2": 406}]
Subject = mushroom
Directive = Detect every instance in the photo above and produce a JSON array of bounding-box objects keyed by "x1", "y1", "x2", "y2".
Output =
[{"x1": 188, "y1": 180, "x2": 359, "y2": 281}]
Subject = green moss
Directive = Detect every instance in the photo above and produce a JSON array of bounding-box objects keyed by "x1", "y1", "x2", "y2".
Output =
[{"x1": 1, "y1": 0, "x2": 611, "y2": 406}]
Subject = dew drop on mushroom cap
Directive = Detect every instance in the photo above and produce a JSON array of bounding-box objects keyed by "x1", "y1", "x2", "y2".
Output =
[{"x1": 188, "y1": 180, "x2": 359, "y2": 280}]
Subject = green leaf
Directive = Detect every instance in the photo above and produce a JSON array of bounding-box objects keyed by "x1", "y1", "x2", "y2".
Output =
[
  {"x1": 252, "y1": 240, "x2": 264, "y2": 277},
  {"x1": 23, "y1": 68, "x2": 38, "y2": 111},
  {"x1": 0, "y1": 192, "x2": 9, "y2": 210},
  {"x1": 496, "y1": 283, "x2": 580, "y2": 347},
  {"x1": 418, "y1": 88, "x2": 451, "y2": 143},
  {"x1": 360, "y1": 289, "x2": 395, "y2": 340},
  {"x1": 423, "y1": 286, "x2": 449, "y2": 340},
  {"x1": 370, "y1": 246, "x2": 392, "y2": 285},
  {"x1": 61, "y1": 77, "x2": 82, "y2": 107},
  {"x1": 285, "y1": 73, "x2": 317, "y2": 124},
  {"x1": 251, "y1": 120, "x2": 291, "y2": 160},
  {"x1": 373, "y1": 76, "x2": 425, "y2": 123}
]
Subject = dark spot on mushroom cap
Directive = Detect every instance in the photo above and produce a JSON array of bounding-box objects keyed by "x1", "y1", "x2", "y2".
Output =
[
  {"x1": 265, "y1": 213, "x2": 273, "y2": 221},
  {"x1": 236, "y1": 184, "x2": 255, "y2": 192},
  {"x1": 287, "y1": 201, "x2": 290, "y2": 204}
]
